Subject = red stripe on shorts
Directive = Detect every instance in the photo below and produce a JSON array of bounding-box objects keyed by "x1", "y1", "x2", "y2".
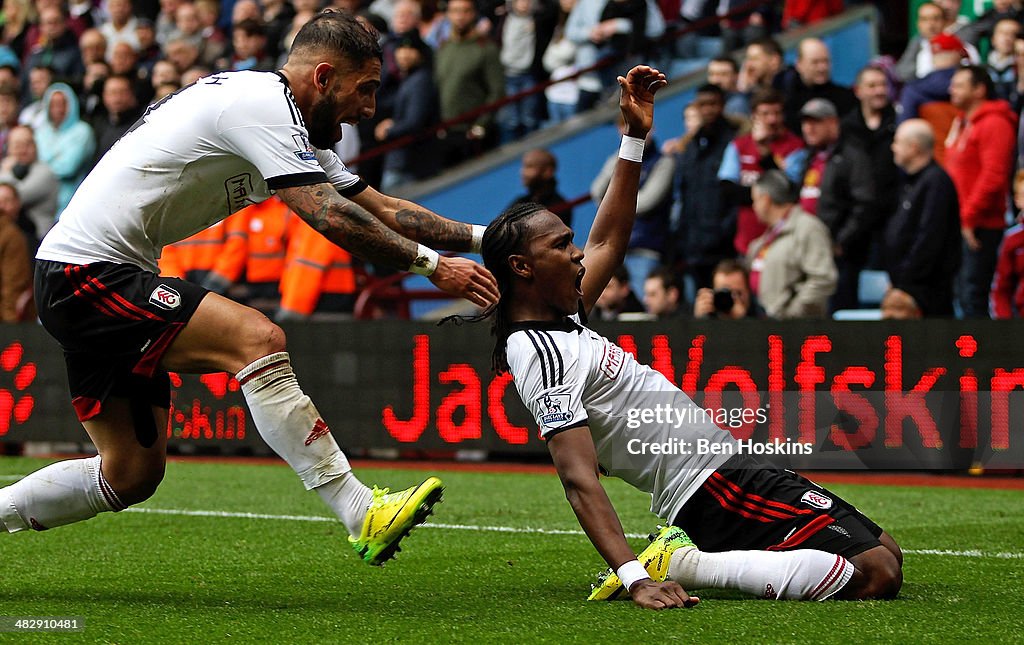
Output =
[
  {"x1": 71, "y1": 396, "x2": 103, "y2": 421},
  {"x1": 133, "y1": 322, "x2": 187, "y2": 378},
  {"x1": 702, "y1": 477, "x2": 775, "y2": 523},
  {"x1": 711, "y1": 472, "x2": 816, "y2": 517},
  {"x1": 766, "y1": 514, "x2": 835, "y2": 551},
  {"x1": 66, "y1": 266, "x2": 135, "y2": 320},
  {"x1": 704, "y1": 474, "x2": 798, "y2": 521}
]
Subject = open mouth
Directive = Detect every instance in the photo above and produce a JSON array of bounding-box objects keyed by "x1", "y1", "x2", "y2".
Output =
[{"x1": 574, "y1": 267, "x2": 586, "y2": 295}]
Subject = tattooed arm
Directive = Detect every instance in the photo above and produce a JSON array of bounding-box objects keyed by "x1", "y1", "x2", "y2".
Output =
[
  {"x1": 276, "y1": 183, "x2": 498, "y2": 307},
  {"x1": 348, "y1": 185, "x2": 476, "y2": 252},
  {"x1": 278, "y1": 182, "x2": 419, "y2": 267}
]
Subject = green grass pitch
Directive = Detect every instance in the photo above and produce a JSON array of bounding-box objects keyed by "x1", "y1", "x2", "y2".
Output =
[{"x1": 1, "y1": 456, "x2": 1022, "y2": 643}]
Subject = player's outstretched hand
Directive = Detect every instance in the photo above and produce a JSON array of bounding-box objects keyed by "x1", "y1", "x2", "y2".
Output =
[
  {"x1": 430, "y1": 255, "x2": 499, "y2": 308},
  {"x1": 628, "y1": 579, "x2": 699, "y2": 610},
  {"x1": 617, "y1": 65, "x2": 667, "y2": 139}
]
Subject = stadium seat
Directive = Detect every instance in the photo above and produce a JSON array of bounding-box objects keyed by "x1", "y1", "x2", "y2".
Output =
[
  {"x1": 857, "y1": 270, "x2": 890, "y2": 306},
  {"x1": 832, "y1": 308, "x2": 882, "y2": 320}
]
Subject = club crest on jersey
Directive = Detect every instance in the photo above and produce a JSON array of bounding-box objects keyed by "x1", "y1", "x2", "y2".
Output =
[
  {"x1": 800, "y1": 490, "x2": 833, "y2": 509},
  {"x1": 538, "y1": 393, "x2": 573, "y2": 426},
  {"x1": 150, "y1": 284, "x2": 181, "y2": 310},
  {"x1": 292, "y1": 134, "x2": 316, "y2": 162}
]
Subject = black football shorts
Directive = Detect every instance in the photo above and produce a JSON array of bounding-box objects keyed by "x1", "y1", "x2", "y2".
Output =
[
  {"x1": 672, "y1": 453, "x2": 884, "y2": 559},
  {"x1": 35, "y1": 260, "x2": 208, "y2": 421}
]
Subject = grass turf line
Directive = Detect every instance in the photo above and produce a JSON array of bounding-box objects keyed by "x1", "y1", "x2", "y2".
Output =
[{"x1": 0, "y1": 456, "x2": 1022, "y2": 644}]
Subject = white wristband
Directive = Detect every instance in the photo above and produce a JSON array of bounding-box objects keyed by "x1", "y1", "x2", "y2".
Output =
[
  {"x1": 408, "y1": 244, "x2": 440, "y2": 276},
  {"x1": 616, "y1": 560, "x2": 650, "y2": 592},
  {"x1": 618, "y1": 135, "x2": 645, "y2": 163},
  {"x1": 470, "y1": 224, "x2": 486, "y2": 254}
]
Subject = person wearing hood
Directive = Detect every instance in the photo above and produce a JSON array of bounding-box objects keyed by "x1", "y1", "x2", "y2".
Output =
[
  {"x1": 374, "y1": 32, "x2": 439, "y2": 190},
  {"x1": 945, "y1": 65, "x2": 1018, "y2": 318},
  {"x1": 33, "y1": 82, "x2": 95, "y2": 217}
]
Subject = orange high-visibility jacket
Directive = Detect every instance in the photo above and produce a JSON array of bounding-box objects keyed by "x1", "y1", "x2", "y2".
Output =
[
  {"x1": 210, "y1": 197, "x2": 294, "y2": 286},
  {"x1": 158, "y1": 220, "x2": 232, "y2": 280},
  {"x1": 279, "y1": 219, "x2": 357, "y2": 316}
]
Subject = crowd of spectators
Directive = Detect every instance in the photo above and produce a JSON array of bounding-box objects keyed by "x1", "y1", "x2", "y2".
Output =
[
  {"x1": 4, "y1": 0, "x2": 1024, "y2": 323},
  {"x1": 0, "y1": 0, "x2": 845, "y2": 320},
  {"x1": 592, "y1": 1, "x2": 1024, "y2": 323}
]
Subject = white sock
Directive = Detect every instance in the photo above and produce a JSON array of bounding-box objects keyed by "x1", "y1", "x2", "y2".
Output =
[
  {"x1": 669, "y1": 547, "x2": 854, "y2": 601},
  {"x1": 0, "y1": 456, "x2": 124, "y2": 533},
  {"x1": 236, "y1": 352, "x2": 371, "y2": 535}
]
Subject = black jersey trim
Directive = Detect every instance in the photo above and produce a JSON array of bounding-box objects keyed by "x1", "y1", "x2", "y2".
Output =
[
  {"x1": 266, "y1": 171, "x2": 329, "y2": 190},
  {"x1": 524, "y1": 330, "x2": 549, "y2": 389},
  {"x1": 542, "y1": 419, "x2": 589, "y2": 440},
  {"x1": 338, "y1": 179, "x2": 368, "y2": 198},
  {"x1": 274, "y1": 71, "x2": 302, "y2": 126},
  {"x1": 528, "y1": 330, "x2": 558, "y2": 389},
  {"x1": 537, "y1": 331, "x2": 564, "y2": 386},
  {"x1": 508, "y1": 318, "x2": 582, "y2": 334}
]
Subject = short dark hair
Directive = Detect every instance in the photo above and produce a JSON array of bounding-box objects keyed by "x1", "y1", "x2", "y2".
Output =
[
  {"x1": 645, "y1": 266, "x2": 679, "y2": 292},
  {"x1": 713, "y1": 258, "x2": 749, "y2": 281},
  {"x1": 747, "y1": 37, "x2": 782, "y2": 59},
  {"x1": 289, "y1": 9, "x2": 382, "y2": 66},
  {"x1": 103, "y1": 73, "x2": 134, "y2": 88},
  {"x1": 709, "y1": 56, "x2": 739, "y2": 73},
  {"x1": 234, "y1": 17, "x2": 266, "y2": 37},
  {"x1": 855, "y1": 64, "x2": 888, "y2": 87},
  {"x1": 957, "y1": 64, "x2": 996, "y2": 99},
  {"x1": 695, "y1": 83, "x2": 726, "y2": 102},
  {"x1": 750, "y1": 87, "x2": 784, "y2": 111}
]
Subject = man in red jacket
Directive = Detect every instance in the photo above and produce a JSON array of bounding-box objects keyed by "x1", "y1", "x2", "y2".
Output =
[{"x1": 945, "y1": 65, "x2": 1017, "y2": 318}]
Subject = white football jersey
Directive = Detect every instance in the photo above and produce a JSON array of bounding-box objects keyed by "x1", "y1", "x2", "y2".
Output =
[
  {"x1": 507, "y1": 315, "x2": 737, "y2": 521},
  {"x1": 37, "y1": 70, "x2": 364, "y2": 273}
]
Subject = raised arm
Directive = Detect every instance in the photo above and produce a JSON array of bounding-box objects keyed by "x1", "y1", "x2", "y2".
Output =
[
  {"x1": 276, "y1": 182, "x2": 498, "y2": 307},
  {"x1": 580, "y1": 65, "x2": 666, "y2": 314},
  {"x1": 349, "y1": 185, "x2": 479, "y2": 253},
  {"x1": 547, "y1": 426, "x2": 694, "y2": 610}
]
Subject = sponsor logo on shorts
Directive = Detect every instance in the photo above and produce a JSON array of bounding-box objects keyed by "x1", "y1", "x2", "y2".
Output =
[
  {"x1": 828, "y1": 524, "x2": 850, "y2": 537},
  {"x1": 538, "y1": 393, "x2": 573, "y2": 427},
  {"x1": 150, "y1": 285, "x2": 181, "y2": 310},
  {"x1": 763, "y1": 583, "x2": 777, "y2": 600},
  {"x1": 800, "y1": 490, "x2": 833, "y2": 510}
]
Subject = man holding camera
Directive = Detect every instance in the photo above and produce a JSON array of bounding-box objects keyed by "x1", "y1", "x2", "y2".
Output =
[{"x1": 693, "y1": 258, "x2": 759, "y2": 319}]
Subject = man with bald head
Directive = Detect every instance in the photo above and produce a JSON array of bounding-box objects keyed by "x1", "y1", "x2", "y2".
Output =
[
  {"x1": 9, "y1": 11, "x2": 497, "y2": 568},
  {"x1": 781, "y1": 38, "x2": 856, "y2": 134},
  {"x1": 884, "y1": 119, "x2": 960, "y2": 316},
  {"x1": 507, "y1": 148, "x2": 572, "y2": 227}
]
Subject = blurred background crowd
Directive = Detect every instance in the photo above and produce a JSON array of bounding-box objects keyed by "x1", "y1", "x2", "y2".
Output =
[{"x1": 0, "y1": 0, "x2": 1022, "y2": 324}]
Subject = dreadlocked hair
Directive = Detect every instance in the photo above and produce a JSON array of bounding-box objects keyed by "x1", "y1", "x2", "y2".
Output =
[{"x1": 438, "y1": 202, "x2": 547, "y2": 374}]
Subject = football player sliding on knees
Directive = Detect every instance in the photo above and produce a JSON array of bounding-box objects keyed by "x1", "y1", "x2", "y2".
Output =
[{"x1": 462, "y1": 64, "x2": 902, "y2": 609}]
